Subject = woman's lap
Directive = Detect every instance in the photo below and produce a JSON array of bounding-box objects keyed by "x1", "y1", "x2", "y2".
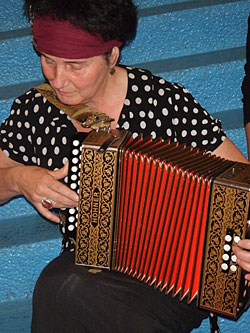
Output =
[{"x1": 32, "y1": 251, "x2": 208, "y2": 332}]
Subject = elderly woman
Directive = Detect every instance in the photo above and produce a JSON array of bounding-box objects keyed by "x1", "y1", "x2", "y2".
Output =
[{"x1": 0, "y1": 0, "x2": 249, "y2": 332}]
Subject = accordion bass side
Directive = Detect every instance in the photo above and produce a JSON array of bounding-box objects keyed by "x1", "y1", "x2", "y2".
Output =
[{"x1": 66, "y1": 129, "x2": 250, "y2": 319}]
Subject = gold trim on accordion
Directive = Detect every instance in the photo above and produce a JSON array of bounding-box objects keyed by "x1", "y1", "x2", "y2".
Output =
[{"x1": 70, "y1": 130, "x2": 250, "y2": 319}]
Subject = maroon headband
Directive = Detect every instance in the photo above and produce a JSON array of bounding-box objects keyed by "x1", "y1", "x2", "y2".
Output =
[{"x1": 32, "y1": 15, "x2": 122, "y2": 59}]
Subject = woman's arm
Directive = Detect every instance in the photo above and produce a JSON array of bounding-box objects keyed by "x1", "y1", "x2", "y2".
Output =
[
  {"x1": 0, "y1": 149, "x2": 24, "y2": 204},
  {"x1": 0, "y1": 148, "x2": 78, "y2": 222},
  {"x1": 212, "y1": 137, "x2": 249, "y2": 163},
  {"x1": 245, "y1": 123, "x2": 250, "y2": 160}
]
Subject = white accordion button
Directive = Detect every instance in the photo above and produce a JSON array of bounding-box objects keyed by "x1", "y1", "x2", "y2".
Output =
[
  {"x1": 71, "y1": 174, "x2": 77, "y2": 181},
  {"x1": 221, "y1": 263, "x2": 228, "y2": 271},
  {"x1": 69, "y1": 216, "x2": 75, "y2": 223},
  {"x1": 72, "y1": 149, "x2": 79, "y2": 156},
  {"x1": 223, "y1": 244, "x2": 231, "y2": 252},
  {"x1": 222, "y1": 254, "x2": 229, "y2": 261},
  {"x1": 234, "y1": 236, "x2": 240, "y2": 244},
  {"x1": 225, "y1": 234, "x2": 232, "y2": 242},
  {"x1": 68, "y1": 224, "x2": 75, "y2": 231},
  {"x1": 230, "y1": 265, "x2": 237, "y2": 272},
  {"x1": 231, "y1": 255, "x2": 237, "y2": 262},
  {"x1": 70, "y1": 183, "x2": 77, "y2": 190}
]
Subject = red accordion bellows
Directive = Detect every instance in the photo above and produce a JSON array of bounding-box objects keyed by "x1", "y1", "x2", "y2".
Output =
[{"x1": 64, "y1": 130, "x2": 250, "y2": 319}]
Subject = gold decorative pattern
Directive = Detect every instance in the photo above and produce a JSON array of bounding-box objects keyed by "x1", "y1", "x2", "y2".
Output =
[
  {"x1": 199, "y1": 184, "x2": 250, "y2": 317},
  {"x1": 75, "y1": 148, "x2": 94, "y2": 264},
  {"x1": 75, "y1": 136, "x2": 121, "y2": 268}
]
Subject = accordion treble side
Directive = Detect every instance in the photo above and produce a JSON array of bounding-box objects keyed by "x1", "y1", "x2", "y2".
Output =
[{"x1": 67, "y1": 130, "x2": 250, "y2": 319}]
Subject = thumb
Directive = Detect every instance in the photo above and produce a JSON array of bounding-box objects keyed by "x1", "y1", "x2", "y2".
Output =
[{"x1": 49, "y1": 161, "x2": 69, "y2": 180}]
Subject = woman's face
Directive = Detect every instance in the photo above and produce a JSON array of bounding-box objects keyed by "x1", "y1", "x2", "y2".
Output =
[{"x1": 40, "y1": 53, "x2": 110, "y2": 106}]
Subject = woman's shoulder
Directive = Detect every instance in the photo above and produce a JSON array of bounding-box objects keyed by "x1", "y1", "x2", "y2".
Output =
[
  {"x1": 11, "y1": 85, "x2": 64, "y2": 119},
  {"x1": 11, "y1": 86, "x2": 51, "y2": 118},
  {"x1": 13, "y1": 86, "x2": 44, "y2": 105},
  {"x1": 123, "y1": 65, "x2": 187, "y2": 94},
  {"x1": 4, "y1": 85, "x2": 72, "y2": 136},
  {"x1": 122, "y1": 65, "x2": 196, "y2": 110}
]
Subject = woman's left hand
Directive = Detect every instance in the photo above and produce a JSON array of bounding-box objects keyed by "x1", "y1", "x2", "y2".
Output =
[{"x1": 233, "y1": 239, "x2": 250, "y2": 280}]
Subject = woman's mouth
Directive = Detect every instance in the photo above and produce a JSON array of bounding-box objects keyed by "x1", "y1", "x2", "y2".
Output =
[{"x1": 57, "y1": 89, "x2": 72, "y2": 96}]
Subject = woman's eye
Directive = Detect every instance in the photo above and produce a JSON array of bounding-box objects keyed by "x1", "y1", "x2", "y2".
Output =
[
  {"x1": 70, "y1": 65, "x2": 82, "y2": 71},
  {"x1": 45, "y1": 59, "x2": 55, "y2": 66}
]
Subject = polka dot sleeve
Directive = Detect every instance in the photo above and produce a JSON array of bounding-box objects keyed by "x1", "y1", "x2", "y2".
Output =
[
  {"x1": 0, "y1": 95, "x2": 36, "y2": 165},
  {"x1": 0, "y1": 89, "x2": 75, "y2": 170},
  {"x1": 118, "y1": 67, "x2": 226, "y2": 154},
  {"x1": 159, "y1": 82, "x2": 226, "y2": 153}
]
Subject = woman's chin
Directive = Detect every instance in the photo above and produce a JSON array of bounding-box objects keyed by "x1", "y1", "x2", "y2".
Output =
[{"x1": 57, "y1": 94, "x2": 82, "y2": 106}]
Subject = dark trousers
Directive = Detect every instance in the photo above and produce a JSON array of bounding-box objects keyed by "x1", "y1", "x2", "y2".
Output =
[{"x1": 32, "y1": 251, "x2": 208, "y2": 332}]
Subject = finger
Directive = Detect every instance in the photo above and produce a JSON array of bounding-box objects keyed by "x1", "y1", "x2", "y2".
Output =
[
  {"x1": 48, "y1": 198, "x2": 78, "y2": 209},
  {"x1": 233, "y1": 245, "x2": 250, "y2": 273},
  {"x1": 237, "y1": 258, "x2": 250, "y2": 274},
  {"x1": 46, "y1": 165, "x2": 79, "y2": 205},
  {"x1": 35, "y1": 203, "x2": 60, "y2": 223},
  {"x1": 49, "y1": 162, "x2": 69, "y2": 180},
  {"x1": 43, "y1": 183, "x2": 79, "y2": 207},
  {"x1": 237, "y1": 239, "x2": 250, "y2": 250},
  {"x1": 233, "y1": 246, "x2": 250, "y2": 262},
  {"x1": 244, "y1": 272, "x2": 250, "y2": 281}
]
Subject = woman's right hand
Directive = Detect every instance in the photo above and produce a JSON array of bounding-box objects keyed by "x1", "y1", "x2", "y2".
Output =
[{"x1": 12, "y1": 162, "x2": 79, "y2": 223}]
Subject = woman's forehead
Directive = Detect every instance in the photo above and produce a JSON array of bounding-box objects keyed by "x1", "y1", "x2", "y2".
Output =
[{"x1": 41, "y1": 52, "x2": 96, "y2": 63}]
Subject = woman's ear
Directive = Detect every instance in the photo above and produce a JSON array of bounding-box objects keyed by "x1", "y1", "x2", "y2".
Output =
[{"x1": 109, "y1": 46, "x2": 120, "y2": 68}]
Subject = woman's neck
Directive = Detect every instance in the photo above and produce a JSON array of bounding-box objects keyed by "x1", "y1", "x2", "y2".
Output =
[{"x1": 72, "y1": 66, "x2": 128, "y2": 132}]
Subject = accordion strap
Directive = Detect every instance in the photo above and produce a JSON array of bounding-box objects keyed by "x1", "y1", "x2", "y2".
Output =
[{"x1": 35, "y1": 83, "x2": 114, "y2": 130}]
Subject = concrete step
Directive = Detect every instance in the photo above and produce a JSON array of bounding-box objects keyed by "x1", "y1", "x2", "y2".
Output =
[
  {"x1": 0, "y1": 215, "x2": 60, "y2": 301},
  {"x1": 0, "y1": 298, "x2": 32, "y2": 332},
  {"x1": 0, "y1": 59, "x2": 245, "y2": 123},
  {"x1": 1, "y1": 1, "x2": 248, "y2": 91},
  {"x1": 0, "y1": 215, "x2": 60, "y2": 332},
  {"x1": 0, "y1": 198, "x2": 37, "y2": 220}
]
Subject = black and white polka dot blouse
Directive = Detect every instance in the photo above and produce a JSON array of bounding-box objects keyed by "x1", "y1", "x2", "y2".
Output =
[{"x1": 0, "y1": 66, "x2": 226, "y2": 252}]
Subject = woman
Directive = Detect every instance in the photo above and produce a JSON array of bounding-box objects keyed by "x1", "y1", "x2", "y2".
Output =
[{"x1": 0, "y1": 0, "x2": 249, "y2": 332}]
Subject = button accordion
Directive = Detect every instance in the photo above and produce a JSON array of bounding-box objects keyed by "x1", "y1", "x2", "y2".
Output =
[{"x1": 65, "y1": 129, "x2": 250, "y2": 319}]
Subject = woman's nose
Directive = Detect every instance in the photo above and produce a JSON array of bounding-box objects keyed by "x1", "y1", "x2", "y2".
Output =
[{"x1": 51, "y1": 67, "x2": 67, "y2": 89}]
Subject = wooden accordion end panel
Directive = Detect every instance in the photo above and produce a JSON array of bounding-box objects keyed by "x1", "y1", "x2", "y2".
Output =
[{"x1": 67, "y1": 130, "x2": 250, "y2": 319}]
